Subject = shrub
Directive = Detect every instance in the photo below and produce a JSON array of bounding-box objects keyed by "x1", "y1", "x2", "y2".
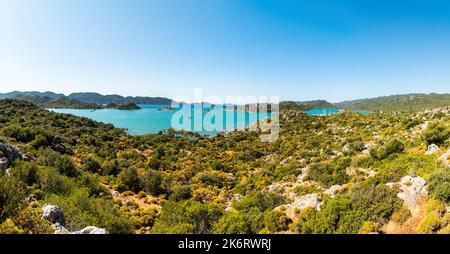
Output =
[
  {"x1": 311, "y1": 196, "x2": 361, "y2": 234},
  {"x1": 146, "y1": 157, "x2": 162, "y2": 170},
  {"x1": 152, "y1": 200, "x2": 224, "y2": 234},
  {"x1": 297, "y1": 182, "x2": 402, "y2": 234},
  {"x1": 77, "y1": 174, "x2": 107, "y2": 196},
  {"x1": 238, "y1": 149, "x2": 263, "y2": 161},
  {"x1": 233, "y1": 192, "x2": 284, "y2": 212},
  {"x1": 12, "y1": 161, "x2": 38, "y2": 186},
  {"x1": 358, "y1": 221, "x2": 379, "y2": 234},
  {"x1": 40, "y1": 149, "x2": 78, "y2": 177},
  {"x1": 14, "y1": 206, "x2": 53, "y2": 234},
  {"x1": 119, "y1": 167, "x2": 142, "y2": 192},
  {"x1": 102, "y1": 160, "x2": 120, "y2": 176},
  {"x1": 427, "y1": 170, "x2": 450, "y2": 203},
  {"x1": 350, "y1": 183, "x2": 402, "y2": 224},
  {"x1": 424, "y1": 121, "x2": 450, "y2": 146},
  {"x1": 352, "y1": 156, "x2": 375, "y2": 169},
  {"x1": 294, "y1": 207, "x2": 317, "y2": 234},
  {"x1": 45, "y1": 188, "x2": 134, "y2": 233},
  {"x1": 213, "y1": 211, "x2": 253, "y2": 234},
  {"x1": 3, "y1": 126, "x2": 37, "y2": 143},
  {"x1": 417, "y1": 213, "x2": 442, "y2": 234},
  {"x1": 263, "y1": 210, "x2": 291, "y2": 232},
  {"x1": 170, "y1": 185, "x2": 192, "y2": 201},
  {"x1": 370, "y1": 139, "x2": 405, "y2": 160},
  {"x1": 31, "y1": 134, "x2": 50, "y2": 149},
  {"x1": 142, "y1": 169, "x2": 163, "y2": 195},
  {"x1": 402, "y1": 118, "x2": 421, "y2": 129},
  {"x1": 195, "y1": 172, "x2": 224, "y2": 188},
  {"x1": 375, "y1": 154, "x2": 438, "y2": 183},
  {"x1": 425, "y1": 198, "x2": 446, "y2": 215},
  {"x1": 293, "y1": 184, "x2": 319, "y2": 196},
  {"x1": 37, "y1": 167, "x2": 75, "y2": 195},
  {"x1": 82, "y1": 156, "x2": 101, "y2": 174},
  {"x1": 308, "y1": 156, "x2": 351, "y2": 188},
  {"x1": 0, "y1": 175, "x2": 28, "y2": 222},
  {"x1": 0, "y1": 219, "x2": 25, "y2": 234},
  {"x1": 391, "y1": 205, "x2": 411, "y2": 224}
]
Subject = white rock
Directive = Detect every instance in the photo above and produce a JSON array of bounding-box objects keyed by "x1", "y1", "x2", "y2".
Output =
[
  {"x1": 276, "y1": 193, "x2": 321, "y2": 220},
  {"x1": 425, "y1": 144, "x2": 441, "y2": 155},
  {"x1": 387, "y1": 176, "x2": 427, "y2": 213},
  {"x1": 323, "y1": 185, "x2": 343, "y2": 198},
  {"x1": 439, "y1": 149, "x2": 450, "y2": 166},
  {"x1": 71, "y1": 226, "x2": 109, "y2": 234},
  {"x1": 52, "y1": 223, "x2": 69, "y2": 234},
  {"x1": 42, "y1": 204, "x2": 65, "y2": 226}
]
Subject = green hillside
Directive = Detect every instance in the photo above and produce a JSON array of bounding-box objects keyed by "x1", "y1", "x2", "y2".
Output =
[
  {"x1": 14, "y1": 96, "x2": 102, "y2": 109},
  {"x1": 0, "y1": 98, "x2": 449, "y2": 234},
  {"x1": 336, "y1": 93, "x2": 450, "y2": 112}
]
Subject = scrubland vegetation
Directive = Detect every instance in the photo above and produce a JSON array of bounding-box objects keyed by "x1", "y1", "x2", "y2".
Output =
[{"x1": 0, "y1": 98, "x2": 449, "y2": 234}]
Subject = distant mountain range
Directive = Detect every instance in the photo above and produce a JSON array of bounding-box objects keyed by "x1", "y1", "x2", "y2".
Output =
[
  {"x1": 13, "y1": 95, "x2": 102, "y2": 109},
  {"x1": 1, "y1": 91, "x2": 450, "y2": 112},
  {"x1": 0, "y1": 91, "x2": 65, "y2": 99},
  {"x1": 68, "y1": 92, "x2": 172, "y2": 105},
  {"x1": 295, "y1": 100, "x2": 336, "y2": 109},
  {"x1": 289, "y1": 93, "x2": 450, "y2": 112},
  {"x1": 335, "y1": 93, "x2": 450, "y2": 112},
  {"x1": 0, "y1": 91, "x2": 172, "y2": 105}
]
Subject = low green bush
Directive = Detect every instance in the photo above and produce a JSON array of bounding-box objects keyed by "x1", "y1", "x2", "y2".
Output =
[
  {"x1": 151, "y1": 200, "x2": 224, "y2": 234},
  {"x1": 45, "y1": 188, "x2": 134, "y2": 233},
  {"x1": 427, "y1": 170, "x2": 450, "y2": 203}
]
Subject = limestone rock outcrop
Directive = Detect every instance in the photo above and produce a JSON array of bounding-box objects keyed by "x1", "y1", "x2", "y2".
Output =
[
  {"x1": 0, "y1": 142, "x2": 33, "y2": 169},
  {"x1": 425, "y1": 144, "x2": 441, "y2": 155},
  {"x1": 42, "y1": 204, "x2": 66, "y2": 226},
  {"x1": 71, "y1": 226, "x2": 109, "y2": 234}
]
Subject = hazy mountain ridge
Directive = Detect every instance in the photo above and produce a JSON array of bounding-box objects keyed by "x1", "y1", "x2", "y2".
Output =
[
  {"x1": 13, "y1": 95, "x2": 102, "y2": 109},
  {"x1": 0, "y1": 91, "x2": 64, "y2": 99},
  {"x1": 0, "y1": 91, "x2": 172, "y2": 105},
  {"x1": 296, "y1": 100, "x2": 336, "y2": 109},
  {"x1": 2, "y1": 91, "x2": 450, "y2": 112},
  {"x1": 67, "y1": 92, "x2": 172, "y2": 105},
  {"x1": 335, "y1": 93, "x2": 450, "y2": 112}
]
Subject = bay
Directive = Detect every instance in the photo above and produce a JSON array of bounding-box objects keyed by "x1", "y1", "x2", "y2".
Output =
[{"x1": 48, "y1": 105, "x2": 271, "y2": 136}]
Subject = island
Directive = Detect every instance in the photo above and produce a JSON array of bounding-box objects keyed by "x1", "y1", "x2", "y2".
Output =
[{"x1": 105, "y1": 102, "x2": 141, "y2": 110}]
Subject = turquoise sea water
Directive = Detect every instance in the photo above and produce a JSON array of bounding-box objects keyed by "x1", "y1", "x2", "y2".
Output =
[
  {"x1": 48, "y1": 106, "x2": 369, "y2": 135},
  {"x1": 49, "y1": 105, "x2": 271, "y2": 135},
  {"x1": 304, "y1": 108, "x2": 340, "y2": 115},
  {"x1": 303, "y1": 108, "x2": 371, "y2": 115}
]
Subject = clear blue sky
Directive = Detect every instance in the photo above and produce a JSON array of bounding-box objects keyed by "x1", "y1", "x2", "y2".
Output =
[{"x1": 1, "y1": 0, "x2": 450, "y2": 102}]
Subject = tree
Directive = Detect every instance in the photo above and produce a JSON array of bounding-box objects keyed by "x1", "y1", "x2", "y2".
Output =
[
  {"x1": 427, "y1": 170, "x2": 450, "y2": 203},
  {"x1": 263, "y1": 210, "x2": 291, "y2": 232},
  {"x1": 170, "y1": 185, "x2": 192, "y2": 201},
  {"x1": 142, "y1": 169, "x2": 163, "y2": 195},
  {"x1": 0, "y1": 175, "x2": 28, "y2": 222},
  {"x1": 82, "y1": 156, "x2": 101, "y2": 174},
  {"x1": 31, "y1": 134, "x2": 49, "y2": 149},
  {"x1": 102, "y1": 159, "x2": 120, "y2": 176},
  {"x1": 119, "y1": 167, "x2": 141, "y2": 192},
  {"x1": 214, "y1": 211, "x2": 253, "y2": 234},
  {"x1": 233, "y1": 192, "x2": 284, "y2": 212},
  {"x1": 371, "y1": 139, "x2": 405, "y2": 160},
  {"x1": 12, "y1": 161, "x2": 38, "y2": 186},
  {"x1": 424, "y1": 121, "x2": 450, "y2": 146},
  {"x1": 41, "y1": 149, "x2": 78, "y2": 177},
  {"x1": 152, "y1": 200, "x2": 223, "y2": 234}
]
